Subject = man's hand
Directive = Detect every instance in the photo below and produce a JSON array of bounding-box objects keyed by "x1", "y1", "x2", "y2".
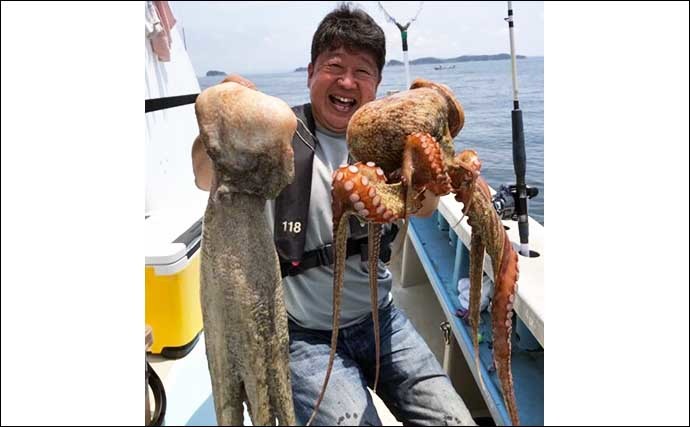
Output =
[
  {"x1": 415, "y1": 189, "x2": 440, "y2": 217},
  {"x1": 192, "y1": 134, "x2": 214, "y2": 191},
  {"x1": 191, "y1": 74, "x2": 256, "y2": 191},
  {"x1": 221, "y1": 74, "x2": 256, "y2": 90}
]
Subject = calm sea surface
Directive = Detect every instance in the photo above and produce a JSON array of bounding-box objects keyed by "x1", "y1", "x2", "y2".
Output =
[{"x1": 198, "y1": 57, "x2": 544, "y2": 225}]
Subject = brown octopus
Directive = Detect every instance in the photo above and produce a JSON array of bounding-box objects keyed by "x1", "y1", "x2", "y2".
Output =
[
  {"x1": 308, "y1": 78, "x2": 521, "y2": 426},
  {"x1": 195, "y1": 81, "x2": 297, "y2": 426}
]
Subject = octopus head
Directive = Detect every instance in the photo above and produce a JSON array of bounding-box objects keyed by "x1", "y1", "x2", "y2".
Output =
[
  {"x1": 195, "y1": 82, "x2": 297, "y2": 199},
  {"x1": 409, "y1": 78, "x2": 465, "y2": 138}
]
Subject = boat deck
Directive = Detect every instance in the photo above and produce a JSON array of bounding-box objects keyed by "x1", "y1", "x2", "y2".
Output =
[{"x1": 402, "y1": 210, "x2": 544, "y2": 425}]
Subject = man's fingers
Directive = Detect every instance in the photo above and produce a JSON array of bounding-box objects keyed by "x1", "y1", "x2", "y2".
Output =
[{"x1": 221, "y1": 74, "x2": 257, "y2": 90}]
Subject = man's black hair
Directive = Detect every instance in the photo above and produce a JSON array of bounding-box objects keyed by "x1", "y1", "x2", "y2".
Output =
[{"x1": 311, "y1": 2, "x2": 386, "y2": 75}]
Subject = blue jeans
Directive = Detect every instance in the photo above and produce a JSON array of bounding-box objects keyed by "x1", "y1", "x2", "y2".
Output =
[{"x1": 288, "y1": 301, "x2": 477, "y2": 426}]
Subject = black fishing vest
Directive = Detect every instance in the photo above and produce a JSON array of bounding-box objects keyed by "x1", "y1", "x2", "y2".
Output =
[{"x1": 275, "y1": 103, "x2": 398, "y2": 278}]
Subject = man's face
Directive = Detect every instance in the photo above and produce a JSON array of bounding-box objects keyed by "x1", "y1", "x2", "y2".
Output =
[{"x1": 307, "y1": 46, "x2": 381, "y2": 134}]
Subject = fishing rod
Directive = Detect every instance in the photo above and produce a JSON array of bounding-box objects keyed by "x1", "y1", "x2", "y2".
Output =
[
  {"x1": 492, "y1": 1, "x2": 538, "y2": 257},
  {"x1": 378, "y1": 2, "x2": 424, "y2": 89}
]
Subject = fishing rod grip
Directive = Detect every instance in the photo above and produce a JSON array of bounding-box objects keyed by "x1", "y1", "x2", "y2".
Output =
[
  {"x1": 511, "y1": 109, "x2": 526, "y2": 186},
  {"x1": 512, "y1": 109, "x2": 529, "y2": 246}
]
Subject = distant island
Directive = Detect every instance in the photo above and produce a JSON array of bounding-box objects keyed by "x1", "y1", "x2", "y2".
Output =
[
  {"x1": 386, "y1": 53, "x2": 526, "y2": 67},
  {"x1": 206, "y1": 70, "x2": 227, "y2": 77},
  {"x1": 294, "y1": 54, "x2": 527, "y2": 72}
]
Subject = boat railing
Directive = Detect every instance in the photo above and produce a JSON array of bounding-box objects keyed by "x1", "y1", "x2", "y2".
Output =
[{"x1": 145, "y1": 93, "x2": 199, "y2": 113}]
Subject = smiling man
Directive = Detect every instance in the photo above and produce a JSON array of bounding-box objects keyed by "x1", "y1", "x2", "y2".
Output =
[
  {"x1": 191, "y1": 3, "x2": 476, "y2": 426},
  {"x1": 307, "y1": 45, "x2": 379, "y2": 133}
]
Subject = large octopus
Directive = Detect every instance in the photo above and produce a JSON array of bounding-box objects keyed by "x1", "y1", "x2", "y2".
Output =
[
  {"x1": 308, "y1": 79, "x2": 521, "y2": 425},
  {"x1": 195, "y1": 81, "x2": 297, "y2": 426}
]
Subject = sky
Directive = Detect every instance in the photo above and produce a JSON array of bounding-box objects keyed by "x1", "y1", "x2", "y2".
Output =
[{"x1": 169, "y1": 1, "x2": 544, "y2": 76}]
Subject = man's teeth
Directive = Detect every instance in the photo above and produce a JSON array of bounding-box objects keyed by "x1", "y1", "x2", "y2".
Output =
[{"x1": 333, "y1": 95, "x2": 354, "y2": 104}]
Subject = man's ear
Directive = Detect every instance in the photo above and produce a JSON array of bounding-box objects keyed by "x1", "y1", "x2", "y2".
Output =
[{"x1": 307, "y1": 63, "x2": 314, "y2": 88}]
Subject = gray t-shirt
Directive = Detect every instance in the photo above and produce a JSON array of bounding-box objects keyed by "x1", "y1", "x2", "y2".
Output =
[{"x1": 265, "y1": 123, "x2": 393, "y2": 330}]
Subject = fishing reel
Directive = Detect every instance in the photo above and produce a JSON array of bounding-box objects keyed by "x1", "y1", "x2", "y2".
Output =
[{"x1": 492, "y1": 184, "x2": 539, "y2": 221}]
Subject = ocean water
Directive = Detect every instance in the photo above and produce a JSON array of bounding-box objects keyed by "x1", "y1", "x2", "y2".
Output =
[{"x1": 198, "y1": 57, "x2": 544, "y2": 225}]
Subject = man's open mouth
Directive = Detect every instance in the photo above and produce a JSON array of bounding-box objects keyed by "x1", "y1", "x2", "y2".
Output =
[{"x1": 329, "y1": 95, "x2": 357, "y2": 113}]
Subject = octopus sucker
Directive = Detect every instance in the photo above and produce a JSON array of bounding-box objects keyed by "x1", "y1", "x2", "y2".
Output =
[{"x1": 330, "y1": 162, "x2": 403, "y2": 223}]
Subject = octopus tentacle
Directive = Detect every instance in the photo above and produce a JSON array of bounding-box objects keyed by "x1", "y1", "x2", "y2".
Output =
[
  {"x1": 469, "y1": 230, "x2": 487, "y2": 393},
  {"x1": 404, "y1": 132, "x2": 453, "y2": 197},
  {"x1": 491, "y1": 233, "x2": 520, "y2": 426},
  {"x1": 449, "y1": 150, "x2": 521, "y2": 426},
  {"x1": 310, "y1": 162, "x2": 400, "y2": 425},
  {"x1": 449, "y1": 149, "x2": 483, "y2": 217},
  {"x1": 306, "y1": 210, "x2": 351, "y2": 426},
  {"x1": 401, "y1": 136, "x2": 415, "y2": 221},
  {"x1": 368, "y1": 223, "x2": 382, "y2": 392},
  {"x1": 332, "y1": 162, "x2": 404, "y2": 223}
]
